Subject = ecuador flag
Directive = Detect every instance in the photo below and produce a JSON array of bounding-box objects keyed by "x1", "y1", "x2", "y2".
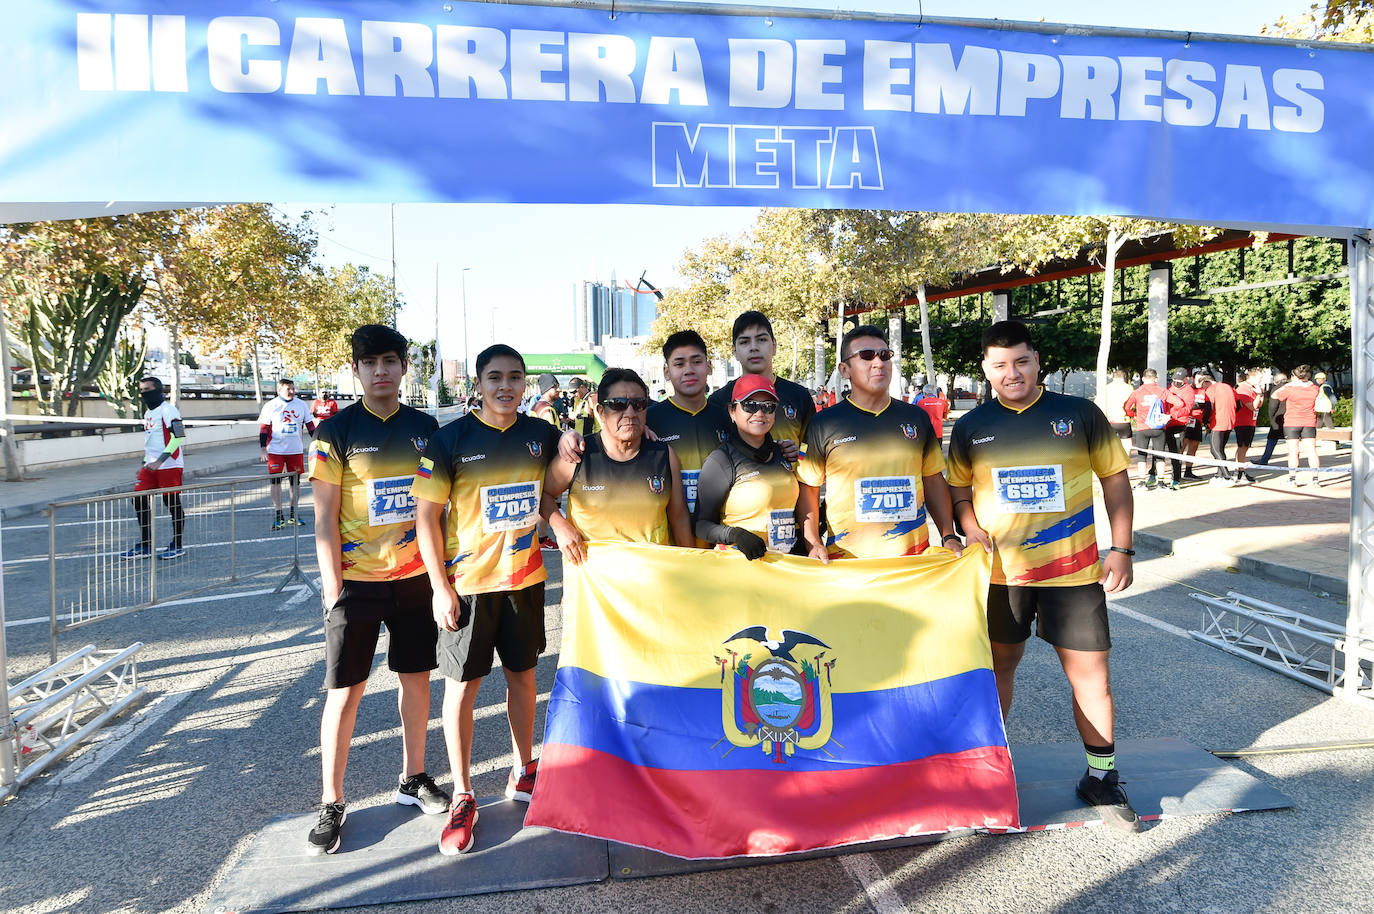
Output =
[{"x1": 526, "y1": 543, "x2": 1019, "y2": 859}]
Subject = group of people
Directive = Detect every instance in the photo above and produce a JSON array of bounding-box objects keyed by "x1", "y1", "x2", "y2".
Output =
[
  {"x1": 1104, "y1": 365, "x2": 1337, "y2": 490},
  {"x1": 303, "y1": 312, "x2": 1145, "y2": 861}
]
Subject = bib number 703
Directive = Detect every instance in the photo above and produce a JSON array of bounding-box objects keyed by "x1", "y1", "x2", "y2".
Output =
[{"x1": 377, "y1": 491, "x2": 413, "y2": 512}]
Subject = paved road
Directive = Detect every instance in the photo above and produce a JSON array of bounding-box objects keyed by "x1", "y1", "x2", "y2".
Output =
[{"x1": 1, "y1": 522, "x2": 1372, "y2": 912}]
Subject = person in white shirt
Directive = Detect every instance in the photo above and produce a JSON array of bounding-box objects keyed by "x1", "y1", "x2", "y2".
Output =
[
  {"x1": 120, "y1": 377, "x2": 188, "y2": 560},
  {"x1": 259, "y1": 379, "x2": 318, "y2": 529}
]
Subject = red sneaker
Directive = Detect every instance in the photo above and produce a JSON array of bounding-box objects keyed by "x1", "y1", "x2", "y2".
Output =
[
  {"x1": 438, "y1": 793, "x2": 479, "y2": 856},
  {"x1": 505, "y1": 759, "x2": 537, "y2": 802},
  {"x1": 539, "y1": 537, "x2": 558, "y2": 551}
]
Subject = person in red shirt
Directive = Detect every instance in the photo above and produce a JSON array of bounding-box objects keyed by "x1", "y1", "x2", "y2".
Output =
[
  {"x1": 1123, "y1": 369, "x2": 1189, "y2": 489},
  {"x1": 1233, "y1": 369, "x2": 1264, "y2": 484},
  {"x1": 917, "y1": 387, "x2": 951, "y2": 441},
  {"x1": 1200, "y1": 370, "x2": 1239, "y2": 484},
  {"x1": 1180, "y1": 369, "x2": 1211, "y2": 479},
  {"x1": 311, "y1": 390, "x2": 340, "y2": 423},
  {"x1": 1274, "y1": 365, "x2": 1322, "y2": 486}
]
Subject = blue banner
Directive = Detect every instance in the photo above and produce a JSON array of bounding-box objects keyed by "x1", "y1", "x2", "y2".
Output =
[{"x1": 3, "y1": 1, "x2": 1373, "y2": 227}]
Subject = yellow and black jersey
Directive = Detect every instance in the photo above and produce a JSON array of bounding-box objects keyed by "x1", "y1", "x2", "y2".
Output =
[
  {"x1": 694, "y1": 433, "x2": 799, "y2": 553},
  {"x1": 708, "y1": 375, "x2": 815, "y2": 447},
  {"x1": 308, "y1": 402, "x2": 438, "y2": 582},
  {"x1": 796, "y1": 397, "x2": 945, "y2": 559},
  {"x1": 947, "y1": 388, "x2": 1130, "y2": 588},
  {"x1": 412, "y1": 412, "x2": 559, "y2": 596},
  {"x1": 566, "y1": 435, "x2": 673, "y2": 545},
  {"x1": 645, "y1": 397, "x2": 729, "y2": 516},
  {"x1": 569, "y1": 396, "x2": 598, "y2": 437}
]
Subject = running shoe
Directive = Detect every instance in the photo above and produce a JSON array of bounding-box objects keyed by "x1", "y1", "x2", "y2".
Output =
[
  {"x1": 1076, "y1": 769, "x2": 1141, "y2": 832},
  {"x1": 396, "y1": 772, "x2": 450, "y2": 815},
  {"x1": 288, "y1": 515, "x2": 308, "y2": 527},
  {"x1": 119, "y1": 544, "x2": 151, "y2": 560},
  {"x1": 539, "y1": 536, "x2": 558, "y2": 551},
  {"x1": 1167, "y1": 482, "x2": 1181, "y2": 491},
  {"x1": 1133, "y1": 482, "x2": 1152, "y2": 491},
  {"x1": 305, "y1": 801, "x2": 347, "y2": 855},
  {"x1": 157, "y1": 544, "x2": 186, "y2": 560},
  {"x1": 1145, "y1": 475, "x2": 1157, "y2": 488},
  {"x1": 272, "y1": 515, "x2": 286, "y2": 531},
  {"x1": 505, "y1": 759, "x2": 537, "y2": 802},
  {"x1": 439, "y1": 794, "x2": 479, "y2": 856}
]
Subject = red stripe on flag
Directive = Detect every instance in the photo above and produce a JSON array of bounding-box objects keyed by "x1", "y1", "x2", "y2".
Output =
[
  {"x1": 526, "y1": 742, "x2": 1019, "y2": 859},
  {"x1": 1010, "y1": 540, "x2": 1100, "y2": 585}
]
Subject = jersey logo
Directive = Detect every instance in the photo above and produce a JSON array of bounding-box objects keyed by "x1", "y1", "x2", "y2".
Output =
[
  {"x1": 715, "y1": 626, "x2": 836, "y2": 765},
  {"x1": 1050, "y1": 419, "x2": 1074, "y2": 438},
  {"x1": 900, "y1": 423, "x2": 917, "y2": 440},
  {"x1": 648, "y1": 474, "x2": 665, "y2": 495},
  {"x1": 411, "y1": 436, "x2": 428, "y2": 453},
  {"x1": 784, "y1": 404, "x2": 797, "y2": 420},
  {"x1": 527, "y1": 440, "x2": 543, "y2": 458},
  {"x1": 717, "y1": 430, "x2": 728, "y2": 443}
]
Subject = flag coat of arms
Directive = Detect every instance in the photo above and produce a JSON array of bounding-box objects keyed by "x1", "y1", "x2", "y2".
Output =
[{"x1": 526, "y1": 543, "x2": 1019, "y2": 859}]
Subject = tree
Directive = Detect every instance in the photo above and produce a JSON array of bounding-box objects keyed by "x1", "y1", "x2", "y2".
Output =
[
  {"x1": 97, "y1": 328, "x2": 148, "y2": 419},
  {"x1": 278, "y1": 264, "x2": 394, "y2": 394},
  {"x1": 1264, "y1": 1, "x2": 1374, "y2": 41}
]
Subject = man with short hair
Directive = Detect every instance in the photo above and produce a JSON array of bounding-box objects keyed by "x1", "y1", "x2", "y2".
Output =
[
  {"x1": 415, "y1": 343, "x2": 559, "y2": 856},
  {"x1": 1103, "y1": 369, "x2": 1134, "y2": 449},
  {"x1": 1200, "y1": 370, "x2": 1240, "y2": 484},
  {"x1": 707, "y1": 311, "x2": 816, "y2": 455},
  {"x1": 797, "y1": 325, "x2": 968, "y2": 562},
  {"x1": 948, "y1": 320, "x2": 1139, "y2": 832},
  {"x1": 646, "y1": 330, "x2": 729, "y2": 521},
  {"x1": 530, "y1": 373, "x2": 564, "y2": 429},
  {"x1": 311, "y1": 389, "x2": 340, "y2": 423},
  {"x1": 120, "y1": 376, "x2": 188, "y2": 560},
  {"x1": 1255, "y1": 371, "x2": 1288, "y2": 466},
  {"x1": 1180, "y1": 369, "x2": 1211, "y2": 479},
  {"x1": 568, "y1": 378, "x2": 596, "y2": 437},
  {"x1": 260, "y1": 378, "x2": 317, "y2": 529},
  {"x1": 1123, "y1": 369, "x2": 1186, "y2": 490},
  {"x1": 304, "y1": 324, "x2": 446, "y2": 856},
  {"x1": 1234, "y1": 370, "x2": 1263, "y2": 483}
]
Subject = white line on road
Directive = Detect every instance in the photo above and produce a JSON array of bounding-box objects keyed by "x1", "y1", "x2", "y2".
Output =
[
  {"x1": 3, "y1": 502, "x2": 315, "y2": 533},
  {"x1": 5, "y1": 534, "x2": 309, "y2": 567},
  {"x1": 840, "y1": 853, "x2": 909, "y2": 914},
  {"x1": 1108, "y1": 602, "x2": 1191, "y2": 639},
  {"x1": 4, "y1": 584, "x2": 308, "y2": 628}
]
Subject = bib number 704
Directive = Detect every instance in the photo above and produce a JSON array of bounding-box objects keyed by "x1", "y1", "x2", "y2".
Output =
[{"x1": 490, "y1": 498, "x2": 535, "y2": 518}]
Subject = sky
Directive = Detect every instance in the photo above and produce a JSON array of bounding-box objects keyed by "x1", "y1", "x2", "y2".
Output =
[{"x1": 289, "y1": 0, "x2": 1311, "y2": 367}]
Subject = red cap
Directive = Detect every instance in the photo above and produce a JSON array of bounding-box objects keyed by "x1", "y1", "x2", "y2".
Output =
[{"x1": 732, "y1": 374, "x2": 778, "y2": 402}]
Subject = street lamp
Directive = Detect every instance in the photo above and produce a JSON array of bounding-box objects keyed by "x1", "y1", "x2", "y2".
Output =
[{"x1": 460, "y1": 267, "x2": 471, "y2": 393}]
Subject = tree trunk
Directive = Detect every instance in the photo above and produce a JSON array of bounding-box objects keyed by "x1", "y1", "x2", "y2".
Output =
[
  {"x1": 1095, "y1": 228, "x2": 1122, "y2": 407},
  {"x1": 169, "y1": 322, "x2": 182, "y2": 405},
  {"x1": 917, "y1": 283, "x2": 936, "y2": 392},
  {"x1": 250, "y1": 342, "x2": 264, "y2": 406},
  {"x1": 0, "y1": 290, "x2": 24, "y2": 480}
]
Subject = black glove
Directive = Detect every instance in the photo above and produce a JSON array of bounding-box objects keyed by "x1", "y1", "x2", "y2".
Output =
[{"x1": 727, "y1": 527, "x2": 767, "y2": 561}]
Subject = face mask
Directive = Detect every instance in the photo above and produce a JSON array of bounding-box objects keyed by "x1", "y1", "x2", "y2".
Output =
[{"x1": 141, "y1": 389, "x2": 164, "y2": 409}]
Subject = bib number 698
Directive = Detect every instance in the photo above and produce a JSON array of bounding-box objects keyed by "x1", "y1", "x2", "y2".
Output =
[{"x1": 1006, "y1": 482, "x2": 1050, "y2": 500}]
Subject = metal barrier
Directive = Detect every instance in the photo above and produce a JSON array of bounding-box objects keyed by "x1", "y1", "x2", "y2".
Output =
[
  {"x1": 1190, "y1": 590, "x2": 1373, "y2": 705},
  {"x1": 47, "y1": 473, "x2": 318, "y2": 661}
]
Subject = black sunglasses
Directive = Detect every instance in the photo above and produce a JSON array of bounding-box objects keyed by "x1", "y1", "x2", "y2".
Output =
[
  {"x1": 845, "y1": 348, "x2": 893, "y2": 362},
  {"x1": 601, "y1": 396, "x2": 649, "y2": 413},
  {"x1": 733, "y1": 399, "x2": 777, "y2": 414}
]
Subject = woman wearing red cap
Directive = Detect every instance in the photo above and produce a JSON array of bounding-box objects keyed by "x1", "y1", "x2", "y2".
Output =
[{"x1": 693, "y1": 374, "x2": 821, "y2": 561}]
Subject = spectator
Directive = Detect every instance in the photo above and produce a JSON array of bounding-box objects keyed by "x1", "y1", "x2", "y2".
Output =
[
  {"x1": 1103, "y1": 369, "x2": 1134, "y2": 450},
  {"x1": 1255, "y1": 371, "x2": 1288, "y2": 466},
  {"x1": 1274, "y1": 365, "x2": 1321, "y2": 486},
  {"x1": 917, "y1": 386, "x2": 952, "y2": 441},
  {"x1": 1123, "y1": 369, "x2": 1187, "y2": 490},
  {"x1": 1314, "y1": 371, "x2": 1336, "y2": 430},
  {"x1": 1180, "y1": 369, "x2": 1211, "y2": 479},
  {"x1": 1200, "y1": 369, "x2": 1239, "y2": 485},
  {"x1": 311, "y1": 389, "x2": 340, "y2": 423},
  {"x1": 1162, "y1": 369, "x2": 1193, "y2": 485},
  {"x1": 1233, "y1": 369, "x2": 1263, "y2": 483}
]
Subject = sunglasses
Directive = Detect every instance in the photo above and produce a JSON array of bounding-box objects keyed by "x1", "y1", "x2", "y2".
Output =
[
  {"x1": 845, "y1": 348, "x2": 893, "y2": 362},
  {"x1": 733, "y1": 399, "x2": 777, "y2": 414},
  {"x1": 601, "y1": 397, "x2": 649, "y2": 413}
]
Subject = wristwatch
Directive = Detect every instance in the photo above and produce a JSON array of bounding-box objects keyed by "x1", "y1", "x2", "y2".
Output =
[{"x1": 1109, "y1": 546, "x2": 1136, "y2": 556}]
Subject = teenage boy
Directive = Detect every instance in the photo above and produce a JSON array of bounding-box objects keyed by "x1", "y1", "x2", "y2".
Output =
[
  {"x1": 260, "y1": 378, "x2": 317, "y2": 529},
  {"x1": 645, "y1": 330, "x2": 729, "y2": 519},
  {"x1": 414, "y1": 344, "x2": 559, "y2": 856},
  {"x1": 707, "y1": 311, "x2": 816, "y2": 456},
  {"x1": 305, "y1": 325, "x2": 446, "y2": 856},
  {"x1": 948, "y1": 320, "x2": 1140, "y2": 832}
]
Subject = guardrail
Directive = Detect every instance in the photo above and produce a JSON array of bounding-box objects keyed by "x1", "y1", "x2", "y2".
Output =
[{"x1": 47, "y1": 473, "x2": 318, "y2": 662}]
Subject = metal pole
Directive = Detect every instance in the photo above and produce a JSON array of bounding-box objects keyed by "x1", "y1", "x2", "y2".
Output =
[
  {"x1": 1, "y1": 515, "x2": 19, "y2": 790},
  {"x1": 1345, "y1": 234, "x2": 1374, "y2": 696},
  {"x1": 48, "y1": 507, "x2": 58, "y2": 664},
  {"x1": 229, "y1": 481, "x2": 238, "y2": 582},
  {"x1": 461, "y1": 267, "x2": 471, "y2": 385}
]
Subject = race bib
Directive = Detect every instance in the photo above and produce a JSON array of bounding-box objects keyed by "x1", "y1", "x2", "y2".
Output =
[
  {"x1": 854, "y1": 476, "x2": 918, "y2": 523},
  {"x1": 993, "y1": 465, "x2": 1066, "y2": 514},
  {"x1": 481, "y1": 481, "x2": 541, "y2": 533},
  {"x1": 279, "y1": 419, "x2": 300, "y2": 437},
  {"x1": 367, "y1": 476, "x2": 417, "y2": 526},
  {"x1": 681, "y1": 469, "x2": 700, "y2": 514},
  {"x1": 767, "y1": 509, "x2": 797, "y2": 553}
]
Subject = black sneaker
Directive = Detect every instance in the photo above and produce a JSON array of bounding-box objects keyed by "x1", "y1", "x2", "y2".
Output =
[
  {"x1": 272, "y1": 515, "x2": 286, "y2": 531},
  {"x1": 1076, "y1": 769, "x2": 1141, "y2": 832},
  {"x1": 396, "y1": 772, "x2": 450, "y2": 815},
  {"x1": 306, "y1": 801, "x2": 346, "y2": 855}
]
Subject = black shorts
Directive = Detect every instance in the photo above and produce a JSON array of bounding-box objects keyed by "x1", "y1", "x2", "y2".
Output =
[
  {"x1": 1234, "y1": 426, "x2": 1256, "y2": 448},
  {"x1": 438, "y1": 582, "x2": 546, "y2": 682},
  {"x1": 1110, "y1": 422, "x2": 1131, "y2": 439},
  {"x1": 324, "y1": 575, "x2": 438, "y2": 689},
  {"x1": 1131, "y1": 427, "x2": 1165, "y2": 450},
  {"x1": 987, "y1": 582, "x2": 1111, "y2": 652},
  {"x1": 1182, "y1": 424, "x2": 1204, "y2": 442},
  {"x1": 1284, "y1": 425, "x2": 1316, "y2": 440}
]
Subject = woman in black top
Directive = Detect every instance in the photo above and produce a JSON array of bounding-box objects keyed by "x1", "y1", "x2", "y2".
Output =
[{"x1": 695, "y1": 375, "x2": 822, "y2": 561}]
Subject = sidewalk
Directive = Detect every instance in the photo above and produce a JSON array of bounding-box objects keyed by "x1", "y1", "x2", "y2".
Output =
[
  {"x1": 0, "y1": 436, "x2": 1357, "y2": 597},
  {"x1": 0, "y1": 440, "x2": 263, "y2": 521}
]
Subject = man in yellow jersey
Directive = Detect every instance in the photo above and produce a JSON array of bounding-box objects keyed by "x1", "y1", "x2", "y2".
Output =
[
  {"x1": 707, "y1": 311, "x2": 815, "y2": 457},
  {"x1": 645, "y1": 330, "x2": 728, "y2": 520},
  {"x1": 797, "y1": 325, "x2": 969, "y2": 560},
  {"x1": 305, "y1": 325, "x2": 446, "y2": 856},
  {"x1": 946, "y1": 320, "x2": 1138, "y2": 831},
  {"x1": 414, "y1": 343, "x2": 559, "y2": 856},
  {"x1": 530, "y1": 373, "x2": 564, "y2": 429}
]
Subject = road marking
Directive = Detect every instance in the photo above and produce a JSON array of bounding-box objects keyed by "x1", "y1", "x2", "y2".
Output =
[
  {"x1": 1108, "y1": 602, "x2": 1191, "y2": 639},
  {"x1": 3, "y1": 502, "x2": 315, "y2": 533},
  {"x1": 4, "y1": 584, "x2": 308, "y2": 628},
  {"x1": 5, "y1": 534, "x2": 308, "y2": 567},
  {"x1": 840, "y1": 853, "x2": 909, "y2": 914}
]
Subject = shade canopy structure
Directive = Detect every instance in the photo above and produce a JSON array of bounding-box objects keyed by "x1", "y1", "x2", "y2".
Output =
[{"x1": 0, "y1": 0, "x2": 1370, "y2": 695}]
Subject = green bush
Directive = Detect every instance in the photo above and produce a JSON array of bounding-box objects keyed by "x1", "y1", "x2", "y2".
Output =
[{"x1": 1333, "y1": 397, "x2": 1353, "y2": 427}]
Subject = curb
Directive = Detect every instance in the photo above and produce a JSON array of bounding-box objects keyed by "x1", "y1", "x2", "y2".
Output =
[
  {"x1": 1, "y1": 456, "x2": 264, "y2": 522},
  {"x1": 1133, "y1": 529, "x2": 1347, "y2": 600}
]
